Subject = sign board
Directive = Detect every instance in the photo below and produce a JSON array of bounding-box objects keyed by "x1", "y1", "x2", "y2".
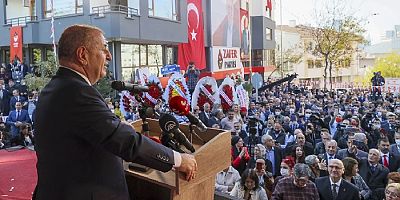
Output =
[
  {"x1": 211, "y1": 47, "x2": 241, "y2": 72},
  {"x1": 251, "y1": 73, "x2": 263, "y2": 89},
  {"x1": 161, "y1": 64, "x2": 180, "y2": 75}
]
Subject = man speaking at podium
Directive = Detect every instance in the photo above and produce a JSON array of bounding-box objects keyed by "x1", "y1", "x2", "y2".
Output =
[{"x1": 33, "y1": 24, "x2": 197, "y2": 200}]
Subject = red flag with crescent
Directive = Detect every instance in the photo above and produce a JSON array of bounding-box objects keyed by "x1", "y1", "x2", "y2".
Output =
[
  {"x1": 10, "y1": 26, "x2": 23, "y2": 62},
  {"x1": 178, "y1": 0, "x2": 206, "y2": 70}
]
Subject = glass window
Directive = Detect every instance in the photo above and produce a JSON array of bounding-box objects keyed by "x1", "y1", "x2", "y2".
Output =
[
  {"x1": 46, "y1": 49, "x2": 55, "y2": 61},
  {"x1": 148, "y1": 0, "x2": 180, "y2": 21},
  {"x1": 148, "y1": 45, "x2": 162, "y2": 66},
  {"x1": 307, "y1": 60, "x2": 314, "y2": 68},
  {"x1": 140, "y1": 45, "x2": 147, "y2": 66},
  {"x1": 266, "y1": 28, "x2": 272, "y2": 40},
  {"x1": 315, "y1": 60, "x2": 322, "y2": 68},
  {"x1": 44, "y1": 0, "x2": 83, "y2": 18}
]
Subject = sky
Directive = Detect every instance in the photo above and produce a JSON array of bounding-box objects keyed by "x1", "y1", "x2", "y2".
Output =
[{"x1": 276, "y1": 0, "x2": 400, "y2": 44}]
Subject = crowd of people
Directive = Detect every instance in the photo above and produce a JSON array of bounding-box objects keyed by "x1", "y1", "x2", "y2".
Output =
[
  {"x1": 0, "y1": 58, "x2": 37, "y2": 149},
  {"x1": 207, "y1": 83, "x2": 400, "y2": 200}
]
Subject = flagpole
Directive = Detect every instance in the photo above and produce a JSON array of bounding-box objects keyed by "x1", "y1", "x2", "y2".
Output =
[{"x1": 248, "y1": 0, "x2": 252, "y2": 84}]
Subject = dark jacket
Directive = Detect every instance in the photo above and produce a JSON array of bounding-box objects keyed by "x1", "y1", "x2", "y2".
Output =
[
  {"x1": 315, "y1": 176, "x2": 360, "y2": 200},
  {"x1": 33, "y1": 68, "x2": 175, "y2": 200}
]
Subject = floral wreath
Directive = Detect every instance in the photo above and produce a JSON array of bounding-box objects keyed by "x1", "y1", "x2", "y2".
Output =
[
  {"x1": 119, "y1": 90, "x2": 140, "y2": 117},
  {"x1": 163, "y1": 73, "x2": 191, "y2": 105},
  {"x1": 192, "y1": 76, "x2": 220, "y2": 111},
  {"x1": 139, "y1": 75, "x2": 163, "y2": 107},
  {"x1": 218, "y1": 77, "x2": 239, "y2": 112},
  {"x1": 235, "y1": 83, "x2": 249, "y2": 111}
]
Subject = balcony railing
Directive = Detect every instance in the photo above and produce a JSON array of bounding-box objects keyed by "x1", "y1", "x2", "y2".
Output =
[
  {"x1": 6, "y1": 16, "x2": 38, "y2": 26},
  {"x1": 92, "y1": 5, "x2": 139, "y2": 18}
]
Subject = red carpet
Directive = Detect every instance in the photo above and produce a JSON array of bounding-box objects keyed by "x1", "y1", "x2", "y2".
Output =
[{"x1": 0, "y1": 149, "x2": 37, "y2": 200}]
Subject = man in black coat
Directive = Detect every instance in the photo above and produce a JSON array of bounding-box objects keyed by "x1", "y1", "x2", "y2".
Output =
[
  {"x1": 315, "y1": 159, "x2": 360, "y2": 200},
  {"x1": 377, "y1": 137, "x2": 400, "y2": 172},
  {"x1": 33, "y1": 25, "x2": 197, "y2": 200},
  {"x1": 353, "y1": 148, "x2": 389, "y2": 200}
]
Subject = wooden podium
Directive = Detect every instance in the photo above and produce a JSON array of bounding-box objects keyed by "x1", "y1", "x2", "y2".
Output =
[{"x1": 125, "y1": 119, "x2": 231, "y2": 200}]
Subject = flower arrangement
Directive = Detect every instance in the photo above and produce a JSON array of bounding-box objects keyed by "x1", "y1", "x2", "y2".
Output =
[
  {"x1": 142, "y1": 81, "x2": 163, "y2": 107},
  {"x1": 197, "y1": 84, "x2": 214, "y2": 111},
  {"x1": 168, "y1": 80, "x2": 187, "y2": 99}
]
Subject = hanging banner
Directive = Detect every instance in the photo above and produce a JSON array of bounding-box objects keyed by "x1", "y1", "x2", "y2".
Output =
[
  {"x1": 211, "y1": 0, "x2": 240, "y2": 47},
  {"x1": 177, "y1": 0, "x2": 206, "y2": 70},
  {"x1": 10, "y1": 26, "x2": 23, "y2": 63},
  {"x1": 211, "y1": 47, "x2": 241, "y2": 72},
  {"x1": 240, "y1": 8, "x2": 250, "y2": 60}
]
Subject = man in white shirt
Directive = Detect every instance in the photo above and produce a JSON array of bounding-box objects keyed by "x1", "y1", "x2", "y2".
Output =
[{"x1": 215, "y1": 166, "x2": 241, "y2": 193}]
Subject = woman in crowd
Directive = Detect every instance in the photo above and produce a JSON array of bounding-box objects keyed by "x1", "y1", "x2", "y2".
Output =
[
  {"x1": 385, "y1": 183, "x2": 400, "y2": 200},
  {"x1": 388, "y1": 172, "x2": 400, "y2": 184},
  {"x1": 17, "y1": 123, "x2": 34, "y2": 147},
  {"x1": 231, "y1": 135, "x2": 250, "y2": 175},
  {"x1": 272, "y1": 156, "x2": 295, "y2": 191},
  {"x1": 291, "y1": 145, "x2": 305, "y2": 164},
  {"x1": 248, "y1": 144, "x2": 266, "y2": 169},
  {"x1": 342, "y1": 157, "x2": 371, "y2": 200},
  {"x1": 230, "y1": 168, "x2": 268, "y2": 200}
]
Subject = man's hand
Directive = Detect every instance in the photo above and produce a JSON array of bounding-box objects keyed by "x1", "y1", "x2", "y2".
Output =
[{"x1": 177, "y1": 153, "x2": 197, "y2": 181}]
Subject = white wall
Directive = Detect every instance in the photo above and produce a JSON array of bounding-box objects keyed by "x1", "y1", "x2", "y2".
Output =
[{"x1": 6, "y1": 0, "x2": 30, "y2": 20}]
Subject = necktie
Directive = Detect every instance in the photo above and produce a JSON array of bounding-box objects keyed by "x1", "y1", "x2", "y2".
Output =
[
  {"x1": 383, "y1": 155, "x2": 389, "y2": 168},
  {"x1": 332, "y1": 183, "x2": 338, "y2": 200},
  {"x1": 16, "y1": 111, "x2": 20, "y2": 119},
  {"x1": 371, "y1": 165, "x2": 376, "y2": 172}
]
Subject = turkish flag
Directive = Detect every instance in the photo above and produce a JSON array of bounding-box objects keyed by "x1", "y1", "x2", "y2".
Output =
[
  {"x1": 10, "y1": 26, "x2": 23, "y2": 62},
  {"x1": 178, "y1": 0, "x2": 206, "y2": 70}
]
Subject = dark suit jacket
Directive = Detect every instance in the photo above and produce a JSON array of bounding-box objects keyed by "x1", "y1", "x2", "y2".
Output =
[
  {"x1": 264, "y1": 147, "x2": 283, "y2": 176},
  {"x1": 199, "y1": 111, "x2": 211, "y2": 127},
  {"x1": 356, "y1": 159, "x2": 388, "y2": 200},
  {"x1": 379, "y1": 153, "x2": 400, "y2": 172},
  {"x1": 389, "y1": 144, "x2": 400, "y2": 156},
  {"x1": 315, "y1": 176, "x2": 360, "y2": 200},
  {"x1": 33, "y1": 68, "x2": 175, "y2": 200},
  {"x1": 337, "y1": 148, "x2": 368, "y2": 160}
]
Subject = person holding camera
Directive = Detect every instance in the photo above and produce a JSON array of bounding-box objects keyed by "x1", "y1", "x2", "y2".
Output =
[
  {"x1": 371, "y1": 71, "x2": 385, "y2": 101},
  {"x1": 183, "y1": 61, "x2": 200, "y2": 95}
]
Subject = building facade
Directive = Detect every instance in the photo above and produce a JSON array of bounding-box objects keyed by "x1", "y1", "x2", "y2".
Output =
[{"x1": 0, "y1": 0, "x2": 275, "y2": 82}]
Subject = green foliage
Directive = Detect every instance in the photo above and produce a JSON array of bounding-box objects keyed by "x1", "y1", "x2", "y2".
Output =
[
  {"x1": 24, "y1": 54, "x2": 58, "y2": 92},
  {"x1": 275, "y1": 45, "x2": 303, "y2": 76},
  {"x1": 362, "y1": 53, "x2": 400, "y2": 83},
  {"x1": 242, "y1": 82, "x2": 253, "y2": 96},
  {"x1": 311, "y1": 0, "x2": 366, "y2": 90},
  {"x1": 94, "y1": 70, "x2": 114, "y2": 99}
]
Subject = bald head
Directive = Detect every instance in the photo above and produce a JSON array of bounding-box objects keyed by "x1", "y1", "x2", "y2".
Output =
[{"x1": 58, "y1": 24, "x2": 103, "y2": 62}]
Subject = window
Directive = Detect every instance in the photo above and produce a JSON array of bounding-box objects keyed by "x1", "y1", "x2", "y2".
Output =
[
  {"x1": 32, "y1": 48, "x2": 42, "y2": 64},
  {"x1": 23, "y1": 0, "x2": 29, "y2": 7},
  {"x1": 265, "y1": 28, "x2": 272, "y2": 40},
  {"x1": 148, "y1": 0, "x2": 180, "y2": 21},
  {"x1": 315, "y1": 60, "x2": 322, "y2": 68},
  {"x1": 44, "y1": 0, "x2": 83, "y2": 18},
  {"x1": 121, "y1": 44, "x2": 167, "y2": 82},
  {"x1": 307, "y1": 60, "x2": 314, "y2": 68}
]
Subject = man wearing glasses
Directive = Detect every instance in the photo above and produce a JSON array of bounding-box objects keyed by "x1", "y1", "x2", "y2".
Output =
[
  {"x1": 315, "y1": 159, "x2": 360, "y2": 200},
  {"x1": 272, "y1": 163, "x2": 319, "y2": 200}
]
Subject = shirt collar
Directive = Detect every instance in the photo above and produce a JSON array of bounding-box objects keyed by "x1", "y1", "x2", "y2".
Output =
[
  {"x1": 381, "y1": 152, "x2": 390, "y2": 157},
  {"x1": 330, "y1": 177, "x2": 342, "y2": 186},
  {"x1": 60, "y1": 66, "x2": 91, "y2": 86}
]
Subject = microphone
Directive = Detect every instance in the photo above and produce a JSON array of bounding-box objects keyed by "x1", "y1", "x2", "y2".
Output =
[
  {"x1": 159, "y1": 113, "x2": 195, "y2": 153},
  {"x1": 111, "y1": 81, "x2": 149, "y2": 92},
  {"x1": 169, "y1": 95, "x2": 207, "y2": 132}
]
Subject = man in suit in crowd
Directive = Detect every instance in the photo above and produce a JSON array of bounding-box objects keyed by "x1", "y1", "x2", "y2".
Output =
[
  {"x1": 337, "y1": 133, "x2": 368, "y2": 159},
  {"x1": 378, "y1": 137, "x2": 400, "y2": 172},
  {"x1": 285, "y1": 131, "x2": 314, "y2": 156},
  {"x1": 315, "y1": 159, "x2": 360, "y2": 200},
  {"x1": 261, "y1": 134, "x2": 282, "y2": 177},
  {"x1": 9, "y1": 89, "x2": 27, "y2": 111},
  {"x1": 199, "y1": 102, "x2": 211, "y2": 127},
  {"x1": 314, "y1": 128, "x2": 331, "y2": 155},
  {"x1": 389, "y1": 132, "x2": 400, "y2": 156},
  {"x1": 33, "y1": 24, "x2": 197, "y2": 200},
  {"x1": 0, "y1": 80, "x2": 10, "y2": 115},
  {"x1": 354, "y1": 148, "x2": 389, "y2": 200},
  {"x1": 6, "y1": 101, "x2": 31, "y2": 145}
]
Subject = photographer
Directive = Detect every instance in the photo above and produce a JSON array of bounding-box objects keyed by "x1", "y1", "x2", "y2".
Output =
[
  {"x1": 183, "y1": 61, "x2": 200, "y2": 95},
  {"x1": 371, "y1": 71, "x2": 385, "y2": 101}
]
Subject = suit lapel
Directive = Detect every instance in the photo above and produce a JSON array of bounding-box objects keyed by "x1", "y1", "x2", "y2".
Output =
[{"x1": 336, "y1": 181, "x2": 347, "y2": 200}]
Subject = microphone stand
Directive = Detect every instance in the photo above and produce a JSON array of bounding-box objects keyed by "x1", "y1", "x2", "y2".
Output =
[{"x1": 188, "y1": 122, "x2": 207, "y2": 145}]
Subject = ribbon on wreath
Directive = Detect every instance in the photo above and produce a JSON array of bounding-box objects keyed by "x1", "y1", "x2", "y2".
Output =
[
  {"x1": 199, "y1": 84, "x2": 216, "y2": 103},
  {"x1": 170, "y1": 81, "x2": 187, "y2": 99},
  {"x1": 144, "y1": 92, "x2": 158, "y2": 105},
  {"x1": 219, "y1": 87, "x2": 233, "y2": 106}
]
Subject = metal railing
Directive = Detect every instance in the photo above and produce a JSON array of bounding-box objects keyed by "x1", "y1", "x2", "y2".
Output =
[
  {"x1": 92, "y1": 5, "x2": 139, "y2": 18},
  {"x1": 6, "y1": 16, "x2": 38, "y2": 26}
]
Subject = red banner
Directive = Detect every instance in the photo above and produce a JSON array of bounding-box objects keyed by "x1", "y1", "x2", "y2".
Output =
[
  {"x1": 178, "y1": 0, "x2": 206, "y2": 70},
  {"x1": 10, "y1": 26, "x2": 23, "y2": 63}
]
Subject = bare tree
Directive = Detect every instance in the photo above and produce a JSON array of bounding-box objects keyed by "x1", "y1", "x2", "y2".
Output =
[{"x1": 310, "y1": 0, "x2": 365, "y2": 90}]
